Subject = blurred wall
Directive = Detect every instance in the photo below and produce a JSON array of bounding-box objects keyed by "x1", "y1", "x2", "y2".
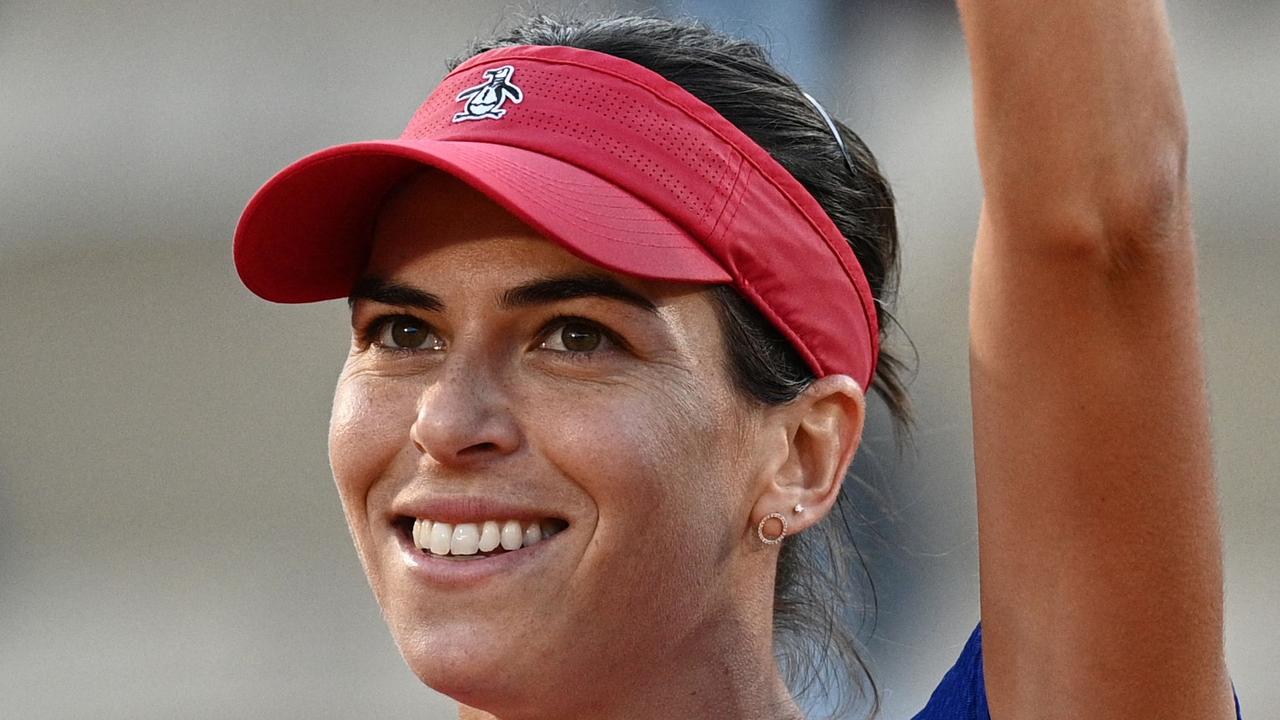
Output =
[{"x1": 1, "y1": 2, "x2": 1276, "y2": 718}]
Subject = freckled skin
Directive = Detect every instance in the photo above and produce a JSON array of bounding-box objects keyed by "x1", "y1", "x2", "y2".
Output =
[{"x1": 327, "y1": 175, "x2": 861, "y2": 720}]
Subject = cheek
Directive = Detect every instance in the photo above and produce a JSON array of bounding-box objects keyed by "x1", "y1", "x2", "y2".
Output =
[
  {"x1": 537, "y1": 378, "x2": 748, "y2": 604},
  {"x1": 328, "y1": 370, "x2": 418, "y2": 521},
  {"x1": 542, "y1": 382, "x2": 728, "y2": 503}
]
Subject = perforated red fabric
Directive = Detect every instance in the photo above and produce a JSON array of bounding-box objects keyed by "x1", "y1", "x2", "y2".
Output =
[
  {"x1": 234, "y1": 44, "x2": 879, "y2": 388},
  {"x1": 404, "y1": 62, "x2": 734, "y2": 236}
]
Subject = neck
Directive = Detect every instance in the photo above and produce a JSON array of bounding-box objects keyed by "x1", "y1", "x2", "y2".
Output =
[{"x1": 456, "y1": 603, "x2": 803, "y2": 720}]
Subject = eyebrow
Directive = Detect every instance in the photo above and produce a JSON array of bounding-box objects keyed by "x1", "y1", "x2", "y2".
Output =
[
  {"x1": 348, "y1": 273, "x2": 659, "y2": 315},
  {"x1": 349, "y1": 277, "x2": 442, "y2": 312}
]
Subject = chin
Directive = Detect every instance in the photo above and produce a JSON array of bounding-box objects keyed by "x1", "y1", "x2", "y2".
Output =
[{"x1": 389, "y1": 615, "x2": 557, "y2": 714}]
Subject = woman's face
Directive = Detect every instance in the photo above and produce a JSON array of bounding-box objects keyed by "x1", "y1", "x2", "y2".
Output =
[{"x1": 328, "y1": 174, "x2": 780, "y2": 711}]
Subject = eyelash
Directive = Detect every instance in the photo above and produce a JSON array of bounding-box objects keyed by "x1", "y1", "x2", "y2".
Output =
[{"x1": 356, "y1": 313, "x2": 628, "y2": 361}]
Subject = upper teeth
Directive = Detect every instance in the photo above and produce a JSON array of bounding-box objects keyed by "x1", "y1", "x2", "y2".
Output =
[{"x1": 412, "y1": 518, "x2": 563, "y2": 556}]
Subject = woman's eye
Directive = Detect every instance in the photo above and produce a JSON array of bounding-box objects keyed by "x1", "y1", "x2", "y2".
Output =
[
  {"x1": 540, "y1": 320, "x2": 608, "y2": 353},
  {"x1": 375, "y1": 317, "x2": 444, "y2": 351}
]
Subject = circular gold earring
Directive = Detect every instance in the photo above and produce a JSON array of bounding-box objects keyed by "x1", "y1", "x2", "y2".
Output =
[{"x1": 757, "y1": 512, "x2": 788, "y2": 545}]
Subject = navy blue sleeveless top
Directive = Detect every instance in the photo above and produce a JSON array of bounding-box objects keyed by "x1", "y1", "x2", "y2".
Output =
[{"x1": 911, "y1": 623, "x2": 1243, "y2": 719}]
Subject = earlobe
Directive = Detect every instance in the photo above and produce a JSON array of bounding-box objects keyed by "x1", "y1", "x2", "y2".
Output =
[{"x1": 751, "y1": 375, "x2": 865, "y2": 538}]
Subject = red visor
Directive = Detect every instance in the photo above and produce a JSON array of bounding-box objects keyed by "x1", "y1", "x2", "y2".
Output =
[{"x1": 234, "y1": 44, "x2": 879, "y2": 388}]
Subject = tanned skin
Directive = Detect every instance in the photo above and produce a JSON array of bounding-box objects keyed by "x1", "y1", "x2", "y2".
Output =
[{"x1": 958, "y1": 1, "x2": 1235, "y2": 718}]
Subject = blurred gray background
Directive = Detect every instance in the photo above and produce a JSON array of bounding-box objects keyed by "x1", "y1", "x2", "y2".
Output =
[{"x1": 1, "y1": 1, "x2": 1275, "y2": 718}]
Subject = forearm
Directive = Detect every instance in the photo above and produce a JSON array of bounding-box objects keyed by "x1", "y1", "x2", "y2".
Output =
[
  {"x1": 956, "y1": 0, "x2": 1189, "y2": 250},
  {"x1": 959, "y1": 2, "x2": 1234, "y2": 719}
]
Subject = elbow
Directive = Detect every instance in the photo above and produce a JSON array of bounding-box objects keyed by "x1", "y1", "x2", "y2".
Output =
[
  {"x1": 1100, "y1": 145, "x2": 1192, "y2": 272},
  {"x1": 991, "y1": 139, "x2": 1192, "y2": 273},
  {"x1": 1079, "y1": 94, "x2": 1194, "y2": 266},
  {"x1": 1102, "y1": 120, "x2": 1192, "y2": 259}
]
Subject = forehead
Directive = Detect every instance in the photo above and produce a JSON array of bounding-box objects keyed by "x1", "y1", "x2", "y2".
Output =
[
  {"x1": 363, "y1": 170, "x2": 709, "y2": 308},
  {"x1": 367, "y1": 170, "x2": 539, "y2": 273},
  {"x1": 354, "y1": 169, "x2": 751, "y2": 421}
]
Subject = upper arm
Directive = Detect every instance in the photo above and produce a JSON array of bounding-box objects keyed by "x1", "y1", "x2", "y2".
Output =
[
  {"x1": 954, "y1": 4, "x2": 1233, "y2": 716},
  {"x1": 968, "y1": 197, "x2": 1233, "y2": 719}
]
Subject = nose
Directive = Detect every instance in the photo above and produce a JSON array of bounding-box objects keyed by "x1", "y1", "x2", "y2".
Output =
[{"x1": 409, "y1": 359, "x2": 521, "y2": 466}]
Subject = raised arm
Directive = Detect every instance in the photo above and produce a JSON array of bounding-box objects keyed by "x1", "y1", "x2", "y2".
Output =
[{"x1": 957, "y1": 2, "x2": 1235, "y2": 719}]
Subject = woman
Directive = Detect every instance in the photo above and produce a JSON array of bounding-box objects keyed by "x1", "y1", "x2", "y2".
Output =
[{"x1": 234, "y1": 3, "x2": 1241, "y2": 718}]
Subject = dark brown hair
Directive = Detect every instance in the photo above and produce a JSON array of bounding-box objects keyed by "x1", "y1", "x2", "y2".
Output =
[{"x1": 454, "y1": 14, "x2": 913, "y2": 719}]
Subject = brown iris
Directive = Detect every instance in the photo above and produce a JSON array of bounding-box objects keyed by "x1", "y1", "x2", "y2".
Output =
[
  {"x1": 389, "y1": 317, "x2": 430, "y2": 349},
  {"x1": 558, "y1": 322, "x2": 601, "y2": 352}
]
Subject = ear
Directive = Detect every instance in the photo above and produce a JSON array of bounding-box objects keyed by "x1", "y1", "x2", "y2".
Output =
[{"x1": 751, "y1": 374, "x2": 866, "y2": 537}]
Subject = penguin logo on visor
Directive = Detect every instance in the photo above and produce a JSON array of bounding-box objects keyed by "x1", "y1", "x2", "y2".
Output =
[{"x1": 452, "y1": 65, "x2": 524, "y2": 122}]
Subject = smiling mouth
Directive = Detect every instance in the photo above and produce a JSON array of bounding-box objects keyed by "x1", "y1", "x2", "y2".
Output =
[{"x1": 396, "y1": 517, "x2": 568, "y2": 560}]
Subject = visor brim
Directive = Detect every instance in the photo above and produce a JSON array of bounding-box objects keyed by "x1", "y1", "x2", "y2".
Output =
[{"x1": 234, "y1": 138, "x2": 731, "y2": 303}]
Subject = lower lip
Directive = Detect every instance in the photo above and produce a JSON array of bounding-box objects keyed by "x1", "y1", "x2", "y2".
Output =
[{"x1": 396, "y1": 528, "x2": 561, "y2": 587}]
